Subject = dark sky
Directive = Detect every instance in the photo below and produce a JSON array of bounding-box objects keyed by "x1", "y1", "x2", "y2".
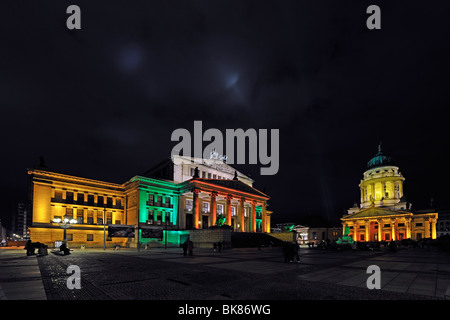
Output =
[{"x1": 1, "y1": 0, "x2": 450, "y2": 229}]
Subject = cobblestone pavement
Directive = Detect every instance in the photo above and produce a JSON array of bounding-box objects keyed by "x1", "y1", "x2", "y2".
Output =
[{"x1": 31, "y1": 245, "x2": 450, "y2": 300}]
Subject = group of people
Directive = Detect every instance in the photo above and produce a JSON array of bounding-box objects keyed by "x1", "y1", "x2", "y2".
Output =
[
  {"x1": 24, "y1": 240, "x2": 49, "y2": 256},
  {"x1": 213, "y1": 241, "x2": 223, "y2": 253},
  {"x1": 182, "y1": 240, "x2": 194, "y2": 256},
  {"x1": 282, "y1": 241, "x2": 300, "y2": 263}
]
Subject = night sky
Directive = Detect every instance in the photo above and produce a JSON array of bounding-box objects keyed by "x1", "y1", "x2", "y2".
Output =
[{"x1": 1, "y1": 0, "x2": 450, "y2": 230}]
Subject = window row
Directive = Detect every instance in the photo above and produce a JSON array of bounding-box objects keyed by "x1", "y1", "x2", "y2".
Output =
[
  {"x1": 146, "y1": 194, "x2": 173, "y2": 208},
  {"x1": 190, "y1": 167, "x2": 228, "y2": 180},
  {"x1": 52, "y1": 190, "x2": 123, "y2": 209},
  {"x1": 64, "y1": 234, "x2": 112, "y2": 241},
  {"x1": 53, "y1": 208, "x2": 121, "y2": 225},
  {"x1": 146, "y1": 210, "x2": 173, "y2": 225},
  {"x1": 184, "y1": 200, "x2": 254, "y2": 216}
]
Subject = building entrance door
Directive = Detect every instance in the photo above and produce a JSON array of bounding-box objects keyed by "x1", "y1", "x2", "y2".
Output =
[{"x1": 186, "y1": 214, "x2": 193, "y2": 230}]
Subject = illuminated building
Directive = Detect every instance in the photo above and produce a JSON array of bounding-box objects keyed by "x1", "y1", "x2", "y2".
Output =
[
  {"x1": 27, "y1": 154, "x2": 272, "y2": 248},
  {"x1": 341, "y1": 145, "x2": 437, "y2": 242}
]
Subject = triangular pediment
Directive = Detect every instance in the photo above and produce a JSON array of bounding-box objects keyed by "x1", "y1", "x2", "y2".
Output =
[{"x1": 342, "y1": 207, "x2": 413, "y2": 220}]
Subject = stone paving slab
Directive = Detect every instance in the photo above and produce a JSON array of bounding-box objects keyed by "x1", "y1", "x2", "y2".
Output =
[
  {"x1": 0, "y1": 251, "x2": 47, "y2": 300},
  {"x1": 206, "y1": 260, "x2": 308, "y2": 275}
]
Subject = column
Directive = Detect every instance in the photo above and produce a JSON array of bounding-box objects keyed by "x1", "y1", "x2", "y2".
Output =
[
  {"x1": 353, "y1": 220, "x2": 358, "y2": 242},
  {"x1": 239, "y1": 198, "x2": 245, "y2": 232},
  {"x1": 193, "y1": 189, "x2": 200, "y2": 229},
  {"x1": 210, "y1": 192, "x2": 217, "y2": 226},
  {"x1": 405, "y1": 218, "x2": 411, "y2": 239},
  {"x1": 431, "y1": 218, "x2": 437, "y2": 239},
  {"x1": 251, "y1": 200, "x2": 257, "y2": 233},
  {"x1": 377, "y1": 219, "x2": 382, "y2": 241},
  {"x1": 365, "y1": 219, "x2": 369, "y2": 242},
  {"x1": 424, "y1": 217, "x2": 430, "y2": 238},
  {"x1": 262, "y1": 202, "x2": 267, "y2": 233},
  {"x1": 391, "y1": 218, "x2": 396, "y2": 241},
  {"x1": 226, "y1": 195, "x2": 232, "y2": 226},
  {"x1": 394, "y1": 181, "x2": 399, "y2": 199}
]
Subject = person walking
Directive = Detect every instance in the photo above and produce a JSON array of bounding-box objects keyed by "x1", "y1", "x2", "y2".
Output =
[
  {"x1": 182, "y1": 240, "x2": 188, "y2": 256},
  {"x1": 25, "y1": 240, "x2": 34, "y2": 256},
  {"x1": 293, "y1": 241, "x2": 300, "y2": 263},
  {"x1": 188, "y1": 240, "x2": 194, "y2": 256}
]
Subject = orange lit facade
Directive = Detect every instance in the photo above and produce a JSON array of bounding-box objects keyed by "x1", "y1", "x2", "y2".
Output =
[
  {"x1": 28, "y1": 156, "x2": 272, "y2": 248},
  {"x1": 341, "y1": 145, "x2": 437, "y2": 242}
]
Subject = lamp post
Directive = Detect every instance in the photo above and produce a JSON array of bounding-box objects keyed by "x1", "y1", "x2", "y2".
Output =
[{"x1": 52, "y1": 217, "x2": 77, "y2": 243}]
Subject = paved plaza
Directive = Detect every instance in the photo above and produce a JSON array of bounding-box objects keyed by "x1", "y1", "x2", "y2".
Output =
[{"x1": 1, "y1": 245, "x2": 450, "y2": 300}]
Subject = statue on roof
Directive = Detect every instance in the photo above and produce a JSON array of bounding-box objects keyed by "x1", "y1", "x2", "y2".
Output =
[{"x1": 193, "y1": 167, "x2": 199, "y2": 178}]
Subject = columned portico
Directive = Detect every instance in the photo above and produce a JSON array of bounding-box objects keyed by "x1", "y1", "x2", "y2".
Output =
[
  {"x1": 342, "y1": 207, "x2": 437, "y2": 242},
  {"x1": 181, "y1": 178, "x2": 271, "y2": 233}
]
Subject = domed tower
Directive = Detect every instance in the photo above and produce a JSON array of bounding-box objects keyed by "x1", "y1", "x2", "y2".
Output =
[{"x1": 358, "y1": 144, "x2": 407, "y2": 210}]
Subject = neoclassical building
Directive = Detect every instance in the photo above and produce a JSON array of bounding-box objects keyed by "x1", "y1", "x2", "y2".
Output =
[
  {"x1": 28, "y1": 154, "x2": 272, "y2": 248},
  {"x1": 341, "y1": 145, "x2": 437, "y2": 242}
]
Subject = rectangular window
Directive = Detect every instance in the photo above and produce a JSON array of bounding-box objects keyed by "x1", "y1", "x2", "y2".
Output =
[
  {"x1": 77, "y1": 216, "x2": 84, "y2": 224},
  {"x1": 384, "y1": 224, "x2": 390, "y2": 228},
  {"x1": 202, "y1": 202, "x2": 209, "y2": 213},
  {"x1": 106, "y1": 212, "x2": 112, "y2": 225},
  {"x1": 202, "y1": 171, "x2": 206, "y2": 178},
  {"x1": 165, "y1": 212, "x2": 171, "y2": 225},
  {"x1": 88, "y1": 194, "x2": 94, "y2": 206},
  {"x1": 97, "y1": 196, "x2": 104, "y2": 206},
  {"x1": 66, "y1": 192, "x2": 74, "y2": 203},
  {"x1": 54, "y1": 190, "x2": 63, "y2": 201},
  {"x1": 77, "y1": 193, "x2": 84, "y2": 204},
  {"x1": 398, "y1": 223, "x2": 405, "y2": 227},
  {"x1": 97, "y1": 217, "x2": 103, "y2": 225},
  {"x1": 213, "y1": 174, "x2": 216, "y2": 179},
  {"x1": 231, "y1": 206, "x2": 236, "y2": 216},
  {"x1": 208, "y1": 172, "x2": 211, "y2": 179},
  {"x1": 244, "y1": 207, "x2": 248, "y2": 217},
  {"x1": 360, "y1": 234, "x2": 365, "y2": 241},
  {"x1": 312, "y1": 232, "x2": 317, "y2": 240},
  {"x1": 190, "y1": 167, "x2": 194, "y2": 177},
  {"x1": 185, "y1": 199, "x2": 193, "y2": 211},
  {"x1": 66, "y1": 234, "x2": 73, "y2": 241},
  {"x1": 65, "y1": 208, "x2": 73, "y2": 219},
  {"x1": 87, "y1": 234, "x2": 94, "y2": 241},
  {"x1": 107, "y1": 197, "x2": 113, "y2": 207},
  {"x1": 148, "y1": 210, "x2": 154, "y2": 221},
  {"x1": 415, "y1": 223, "x2": 423, "y2": 227},
  {"x1": 164, "y1": 196, "x2": 171, "y2": 207},
  {"x1": 217, "y1": 204, "x2": 223, "y2": 214},
  {"x1": 385, "y1": 234, "x2": 390, "y2": 241},
  {"x1": 87, "y1": 217, "x2": 93, "y2": 224}
]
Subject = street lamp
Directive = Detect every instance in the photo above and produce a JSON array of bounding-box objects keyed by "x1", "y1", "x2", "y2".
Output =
[{"x1": 53, "y1": 217, "x2": 77, "y2": 243}]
